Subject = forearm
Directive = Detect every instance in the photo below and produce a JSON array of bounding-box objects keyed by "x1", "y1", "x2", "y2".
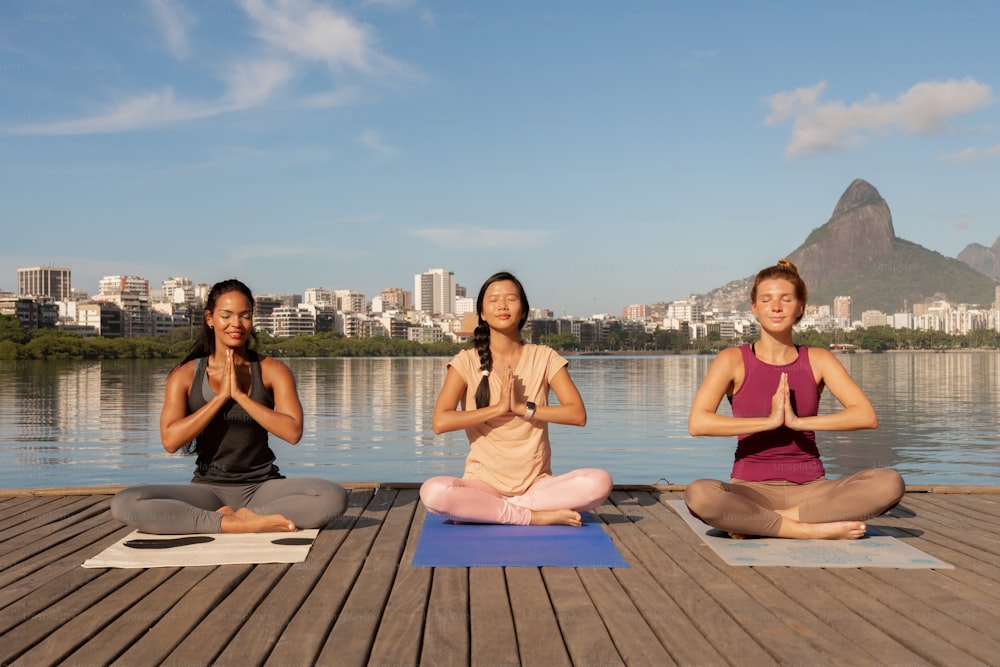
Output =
[
  {"x1": 433, "y1": 403, "x2": 507, "y2": 434},
  {"x1": 524, "y1": 402, "x2": 586, "y2": 427},
  {"x1": 688, "y1": 411, "x2": 780, "y2": 437},
  {"x1": 234, "y1": 395, "x2": 303, "y2": 444},
  {"x1": 790, "y1": 405, "x2": 877, "y2": 432},
  {"x1": 161, "y1": 396, "x2": 227, "y2": 453}
]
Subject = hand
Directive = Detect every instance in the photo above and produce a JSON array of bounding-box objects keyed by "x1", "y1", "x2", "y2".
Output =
[
  {"x1": 495, "y1": 365, "x2": 515, "y2": 417},
  {"x1": 227, "y1": 349, "x2": 248, "y2": 401},
  {"x1": 768, "y1": 372, "x2": 788, "y2": 429},
  {"x1": 216, "y1": 349, "x2": 234, "y2": 401}
]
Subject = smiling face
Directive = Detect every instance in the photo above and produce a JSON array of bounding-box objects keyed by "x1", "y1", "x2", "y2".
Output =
[
  {"x1": 751, "y1": 278, "x2": 803, "y2": 330},
  {"x1": 480, "y1": 279, "x2": 526, "y2": 332},
  {"x1": 206, "y1": 291, "x2": 254, "y2": 350}
]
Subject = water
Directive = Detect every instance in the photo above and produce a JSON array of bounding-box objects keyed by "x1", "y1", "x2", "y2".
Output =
[{"x1": 1, "y1": 353, "x2": 998, "y2": 489}]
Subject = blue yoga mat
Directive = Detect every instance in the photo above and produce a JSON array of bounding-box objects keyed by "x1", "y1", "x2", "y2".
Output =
[{"x1": 412, "y1": 512, "x2": 629, "y2": 568}]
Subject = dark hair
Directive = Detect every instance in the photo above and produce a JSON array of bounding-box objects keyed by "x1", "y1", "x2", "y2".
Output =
[
  {"x1": 178, "y1": 278, "x2": 258, "y2": 367},
  {"x1": 751, "y1": 259, "x2": 808, "y2": 323},
  {"x1": 473, "y1": 271, "x2": 529, "y2": 409}
]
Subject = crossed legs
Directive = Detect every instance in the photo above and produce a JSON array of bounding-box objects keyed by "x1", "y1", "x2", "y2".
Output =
[
  {"x1": 420, "y1": 469, "x2": 613, "y2": 526},
  {"x1": 683, "y1": 468, "x2": 904, "y2": 539}
]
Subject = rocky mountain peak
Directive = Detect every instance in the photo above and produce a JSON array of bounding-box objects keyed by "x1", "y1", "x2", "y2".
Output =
[{"x1": 789, "y1": 179, "x2": 895, "y2": 293}]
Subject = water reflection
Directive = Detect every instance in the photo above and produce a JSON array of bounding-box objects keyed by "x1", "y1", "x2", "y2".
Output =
[{"x1": 0, "y1": 353, "x2": 998, "y2": 489}]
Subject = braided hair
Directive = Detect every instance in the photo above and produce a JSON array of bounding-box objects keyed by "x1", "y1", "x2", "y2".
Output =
[{"x1": 473, "y1": 271, "x2": 530, "y2": 408}]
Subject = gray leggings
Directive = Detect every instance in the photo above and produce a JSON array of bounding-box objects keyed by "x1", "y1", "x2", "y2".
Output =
[
  {"x1": 683, "y1": 468, "x2": 905, "y2": 537},
  {"x1": 110, "y1": 478, "x2": 348, "y2": 534}
]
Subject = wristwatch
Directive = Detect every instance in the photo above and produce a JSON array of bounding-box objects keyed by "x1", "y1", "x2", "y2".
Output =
[{"x1": 523, "y1": 401, "x2": 536, "y2": 420}]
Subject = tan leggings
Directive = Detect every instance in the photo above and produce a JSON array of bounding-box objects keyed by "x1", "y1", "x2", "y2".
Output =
[{"x1": 683, "y1": 468, "x2": 905, "y2": 537}]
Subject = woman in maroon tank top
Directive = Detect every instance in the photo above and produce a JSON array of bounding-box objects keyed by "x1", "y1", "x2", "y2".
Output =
[{"x1": 684, "y1": 259, "x2": 904, "y2": 540}]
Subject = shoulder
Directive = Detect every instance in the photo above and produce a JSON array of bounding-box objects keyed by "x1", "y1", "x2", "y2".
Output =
[
  {"x1": 803, "y1": 346, "x2": 845, "y2": 373},
  {"x1": 713, "y1": 346, "x2": 744, "y2": 367},
  {"x1": 259, "y1": 355, "x2": 293, "y2": 379},
  {"x1": 168, "y1": 358, "x2": 197, "y2": 384}
]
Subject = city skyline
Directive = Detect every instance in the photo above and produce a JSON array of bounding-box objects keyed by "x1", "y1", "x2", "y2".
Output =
[{"x1": 3, "y1": 2, "x2": 999, "y2": 315}]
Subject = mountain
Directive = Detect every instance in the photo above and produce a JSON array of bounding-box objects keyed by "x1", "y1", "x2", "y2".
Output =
[
  {"x1": 701, "y1": 179, "x2": 998, "y2": 316},
  {"x1": 958, "y1": 236, "x2": 1000, "y2": 280}
]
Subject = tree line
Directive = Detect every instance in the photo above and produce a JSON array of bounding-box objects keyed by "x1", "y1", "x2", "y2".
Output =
[{"x1": 0, "y1": 315, "x2": 996, "y2": 361}]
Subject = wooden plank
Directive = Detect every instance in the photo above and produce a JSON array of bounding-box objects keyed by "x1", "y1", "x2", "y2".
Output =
[
  {"x1": 0, "y1": 496, "x2": 88, "y2": 534},
  {"x1": 604, "y1": 491, "x2": 774, "y2": 665},
  {"x1": 0, "y1": 495, "x2": 110, "y2": 558},
  {"x1": 163, "y1": 563, "x2": 291, "y2": 666},
  {"x1": 109, "y1": 565, "x2": 254, "y2": 666},
  {"x1": 630, "y1": 492, "x2": 861, "y2": 667},
  {"x1": 542, "y1": 567, "x2": 623, "y2": 666},
  {"x1": 4, "y1": 567, "x2": 172, "y2": 666},
  {"x1": 264, "y1": 488, "x2": 392, "y2": 666},
  {"x1": 61, "y1": 566, "x2": 214, "y2": 666},
  {"x1": 830, "y1": 567, "x2": 1000, "y2": 665},
  {"x1": 315, "y1": 489, "x2": 421, "y2": 665},
  {"x1": 596, "y1": 497, "x2": 728, "y2": 665},
  {"x1": 505, "y1": 567, "x2": 570, "y2": 666},
  {"x1": 755, "y1": 567, "x2": 928, "y2": 666},
  {"x1": 366, "y1": 502, "x2": 433, "y2": 667},
  {"x1": 469, "y1": 567, "x2": 519, "y2": 667},
  {"x1": 0, "y1": 562, "x2": 107, "y2": 636},
  {"x1": 0, "y1": 523, "x2": 131, "y2": 612},
  {"x1": 576, "y1": 567, "x2": 675, "y2": 666},
  {"x1": 421, "y1": 566, "x2": 470, "y2": 666},
  {"x1": 211, "y1": 489, "x2": 374, "y2": 666}
]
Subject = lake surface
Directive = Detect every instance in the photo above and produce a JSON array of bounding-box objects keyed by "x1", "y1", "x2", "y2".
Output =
[{"x1": 1, "y1": 353, "x2": 998, "y2": 489}]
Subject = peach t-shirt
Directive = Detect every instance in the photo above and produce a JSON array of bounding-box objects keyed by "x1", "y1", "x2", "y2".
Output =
[{"x1": 449, "y1": 344, "x2": 569, "y2": 495}]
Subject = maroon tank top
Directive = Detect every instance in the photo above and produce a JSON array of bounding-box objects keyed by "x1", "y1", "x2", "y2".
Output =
[{"x1": 729, "y1": 344, "x2": 824, "y2": 483}]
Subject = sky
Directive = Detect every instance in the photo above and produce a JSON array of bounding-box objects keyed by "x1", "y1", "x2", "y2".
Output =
[{"x1": 2, "y1": 0, "x2": 999, "y2": 317}]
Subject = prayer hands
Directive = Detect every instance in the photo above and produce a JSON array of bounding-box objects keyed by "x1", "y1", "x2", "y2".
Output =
[{"x1": 770, "y1": 372, "x2": 806, "y2": 431}]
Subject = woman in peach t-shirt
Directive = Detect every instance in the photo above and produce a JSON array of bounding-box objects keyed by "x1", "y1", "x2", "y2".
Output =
[{"x1": 419, "y1": 271, "x2": 612, "y2": 526}]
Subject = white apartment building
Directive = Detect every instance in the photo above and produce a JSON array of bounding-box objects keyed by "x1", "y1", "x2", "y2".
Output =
[
  {"x1": 98, "y1": 275, "x2": 150, "y2": 297},
  {"x1": 414, "y1": 268, "x2": 455, "y2": 316}
]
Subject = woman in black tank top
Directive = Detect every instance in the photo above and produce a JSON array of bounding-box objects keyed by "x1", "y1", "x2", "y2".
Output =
[{"x1": 111, "y1": 279, "x2": 347, "y2": 534}]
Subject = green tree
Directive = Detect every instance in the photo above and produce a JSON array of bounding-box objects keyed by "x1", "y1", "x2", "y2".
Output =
[{"x1": 0, "y1": 315, "x2": 28, "y2": 345}]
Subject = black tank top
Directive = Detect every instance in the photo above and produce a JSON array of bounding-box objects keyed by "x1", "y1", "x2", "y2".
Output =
[{"x1": 187, "y1": 351, "x2": 283, "y2": 483}]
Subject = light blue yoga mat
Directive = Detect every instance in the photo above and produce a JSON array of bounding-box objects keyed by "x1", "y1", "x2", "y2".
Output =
[
  {"x1": 666, "y1": 500, "x2": 953, "y2": 569},
  {"x1": 412, "y1": 512, "x2": 629, "y2": 568}
]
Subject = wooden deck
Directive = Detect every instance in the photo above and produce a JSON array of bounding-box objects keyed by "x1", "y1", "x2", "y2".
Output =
[{"x1": 1, "y1": 485, "x2": 999, "y2": 666}]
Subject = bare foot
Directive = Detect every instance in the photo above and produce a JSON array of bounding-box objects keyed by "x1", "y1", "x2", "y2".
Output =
[
  {"x1": 772, "y1": 506, "x2": 867, "y2": 540},
  {"x1": 220, "y1": 507, "x2": 297, "y2": 533},
  {"x1": 215, "y1": 505, "x2": 236, "y2": 516},
  {"x1": 530, "y1": 509, "x2": 582, "y2": 527},
  {"x1": 728, "y1": 532, "x2": 750, "y2": 540},
  {"x1": 779, "y1": 519, "x2": 866, "y2": 540}
]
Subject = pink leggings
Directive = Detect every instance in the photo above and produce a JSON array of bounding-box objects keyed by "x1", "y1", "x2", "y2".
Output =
[
  {"x1": 684, "y1": 468, "x2": 905, "y2": 537},
  {"x1": 420, "y1": 469, "x2": 613, "y2": 525}
]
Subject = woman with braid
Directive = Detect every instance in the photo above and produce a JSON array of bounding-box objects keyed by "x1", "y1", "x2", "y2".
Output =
[
  {"x1": 419, "y1": 271, "x2": 612, "y2": 526},
  {"x1": 685, "y1": 259, "x2": 904, "y2": 540}
]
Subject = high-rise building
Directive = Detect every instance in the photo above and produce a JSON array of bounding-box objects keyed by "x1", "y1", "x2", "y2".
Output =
[
  {"x1": 833, "y1": 295, "x2": 852, "y2": 322},
  {"x1": 98, "y1": 275, "x2": 150, "y2": 297},
  {"x1": 18, "y1": 266, "x2": 72, "y2": 300},
  {"x1": 414, "y1": 268, "x2": 456, "y2": 316}
]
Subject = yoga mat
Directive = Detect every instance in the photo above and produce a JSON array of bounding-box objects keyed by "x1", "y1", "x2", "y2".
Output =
[
  {"x1": 82, "y1": 529, "x2": 319, "y2": 569},
  {"x1": 666, "y1": 500, "x2": 953, "y2": 569},
  {"x1": 412, "y1": 513, "x2": 628, "y2": 568}
]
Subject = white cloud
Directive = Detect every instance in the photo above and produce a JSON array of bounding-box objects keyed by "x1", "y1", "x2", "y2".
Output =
[
  {"x1": 412, "y1": 227, "x2": 552, "y2": 250},
  {"x1": 940, "y1": 143, "x2": 1000, "y2": 163},
  {"x1": 358, "y1": 129, "x2": 399, "y2": 156},
  {"x1": 145, "y1": 0, "x2": 196, "y2": 60},
  {"x1": 239, "y1": 0, "x2": 415, "y2": 78},
  {"x1": 764, "y1": 78, "x2": 994, "y2": 156},
  {"x1": 9, "y1": 0, "x2": 412, "y2": 135},
  {"x1": 12, "y1": 59, "x2": 294, "y2": 135}
]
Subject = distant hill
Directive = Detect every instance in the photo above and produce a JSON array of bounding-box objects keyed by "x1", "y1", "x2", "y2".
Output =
[
  {"x1": 701, "y1": 179, "x2": 998, "y2": 315},
  {"x1": 958, "y1": 236, "x2": 1000, "y2": 280}
]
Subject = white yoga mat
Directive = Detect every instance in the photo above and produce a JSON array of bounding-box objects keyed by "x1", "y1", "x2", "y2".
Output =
[
  {"x1": 82, "y1": 529, "x2": 319, "y2": 569},
  {"x1": 666, "y1": 500, "x2": 953, "y2": 569}
]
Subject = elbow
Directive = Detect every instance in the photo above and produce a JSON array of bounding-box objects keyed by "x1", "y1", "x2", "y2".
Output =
[
  {"x1": 687, "y1": 417, "x2": 704, "y2": 437},
  {"x1": 866, "y1": 410, "x2": 878, "y2": 430},
  {"x1": 431, "y1": 417, "x2": 446, "y2": 435}
]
